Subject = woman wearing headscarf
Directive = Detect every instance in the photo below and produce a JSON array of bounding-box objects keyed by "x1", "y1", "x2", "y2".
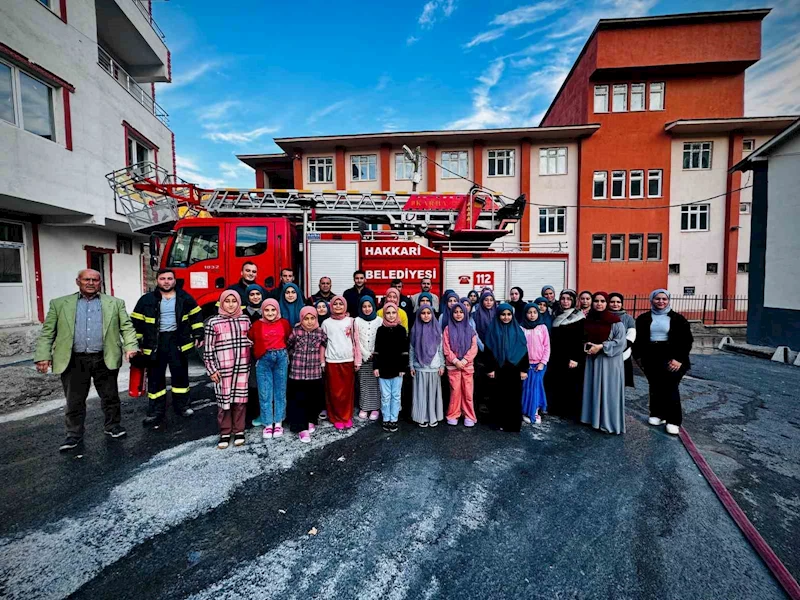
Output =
[
  {"x1": 467, "y1": 290, "x2": 480, "y2": 313},
  {"x1": 520, "y1": 302, "x2": 550, "y2": 425},
  {"x1": 580, "y1": 292, "x2": 626, "y2": 434},
  {"x1": 460, "y1": 297, "x2": 484, "y2": 352},
  {"x1": 472, "y1": 290, "x2": 497, "y2": 414},
  {"x1": 321, "y1": 296, "x2": 362, "y2": 430},
  {"x1": 409, "y1": 305, "x2": 445, "y2": 427},
  {"x1": 286, "y1": 306, "x2": 328, "y2": 443},
  {"x1": 544, "y1": 289, "x2": 586, "y2": 420},
  {"x1": 244, "y1": 284, "x2": 265, "y2": 323},
  {"x1": 533, "y1": 296, "x2": 554, "y2": 332},
  {"x1": 633, "y1": 289, "x2": 693, "y2": 435},
  {"x1": 483, "y1": 303, "x2": 529, "y2": 432},
  {"x1": 541, "y1": 285, "x2": 557, "y2": 309},
  {"x1": 377, "y1": 287, "x2": 409, "y2": 332},
  {"x1": 355, "y1": 296, "x2": 382, "y2": 420},
  {"x1": 608, "y1": 292, "x2": 637, "y2": 388},
  {"x1": 508, "y1": 287, "x2": 526, "y2": 323},
  {"x1": 578, "y1": 291, "x2": 593, "y2": 316},
  {"x1": 279, "y1": 283, "x2": 304, "y2": 328},
  {"x1": 473, "y1": 290, "x2": 497, "y2": 340}
]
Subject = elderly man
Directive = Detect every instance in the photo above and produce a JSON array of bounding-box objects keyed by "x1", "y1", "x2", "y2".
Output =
[
  {"x1": 34, "y1": 269, "x2": 139, "y2": 452},
  {"x1": 311, "y1": 276, "x2": 335, "y2": 304},
  {"x1": 411, "y1": 277, "x2": 439, "y2": 312}
]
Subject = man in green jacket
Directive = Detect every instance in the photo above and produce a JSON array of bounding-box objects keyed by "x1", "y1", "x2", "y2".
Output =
[{"x1": 34, "y1": 269, "x2": 139, "y2": 452}]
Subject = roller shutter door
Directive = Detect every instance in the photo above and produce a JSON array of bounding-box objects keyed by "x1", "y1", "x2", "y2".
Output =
[
  {"x1": 508, "y1": 259, "x2": 566, "y2": 298},
  {"x1": 308, "y1": 241, "x2": 359, "y2": 297}
]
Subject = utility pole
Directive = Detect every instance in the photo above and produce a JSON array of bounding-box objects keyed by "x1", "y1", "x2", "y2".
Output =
[{"x1": 403, "y1": 145, "x2": 422, "y2": 192}]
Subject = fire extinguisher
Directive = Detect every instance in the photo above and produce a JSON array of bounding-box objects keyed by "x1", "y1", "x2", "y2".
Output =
[{"x1": 129, "y1": 355, "x2": 147, "y2": 398}]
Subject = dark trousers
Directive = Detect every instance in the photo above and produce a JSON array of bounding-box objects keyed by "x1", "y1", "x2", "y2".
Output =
[
  {"x1": 642, "y1": 342, "x2": 687, "y2": 426},
  {"x1": 146, "y1": 332, "x2": 190, "y2": 418},
  {"x1": 287, "y1": 378, "x2": 323, "y2": 432},
  {"x1": 61, "y1": 352, "x2": 121, "y2": 439},
  {"x1": 217, "y1": 404, "x2": 246, "y2": 436}
]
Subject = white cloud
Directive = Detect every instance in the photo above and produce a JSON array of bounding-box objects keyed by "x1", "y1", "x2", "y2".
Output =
[
  {"x1": 407, "y1": 35, "x2": 420, "y2": 45},
  {"x1": 464, "y1": 28, "x2": 506, "y2": 48},
  {"x1": 447, "y1": 59, "x2": 517, "y2": 130},
  {"x1": 306, "y1": 99, "x2": 349, "y2": 125},
  {"x1": 376, "y1": 75, "x2": 391, "y2": 91},
  {"x1": 220, "y1": 161, "x2": 254, "y2": 181},
  {"x1": 196, "y1": 100, "x2": 240, "y2": 121},
  {"x1": 746, "y1": 34, "x2": 800, "y2": 116},
  {"x1": 202, "y1": 126, "x2": 279, "y2": 144},
  {"x1": 491, "y1": 1, "x2": 565, "y2": 27},
  {"x1": 418, "y1": 0, "x2": 457, "y2": 28},
  {"x1": 166, "y1": 61, "x2": 221, "y2": 91},
  {"x1": 175, "y1": 155, "x2": 225, "y2": 189},
  {"x1": 176, "y1": 156, "x2": 256, "y2": 189},
  {"x1": 546, "y1": 0, "x2": 658, "y2": 41}
]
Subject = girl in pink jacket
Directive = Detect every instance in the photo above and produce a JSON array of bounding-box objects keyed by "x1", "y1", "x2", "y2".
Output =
[{"x1": 520, "y1": 301, "x2": 550, "y2": 425}]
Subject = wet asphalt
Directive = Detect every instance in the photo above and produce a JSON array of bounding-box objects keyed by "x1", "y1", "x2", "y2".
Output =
[{"x1": 0, "y1": 350, "x2": 796, "y2": 600}]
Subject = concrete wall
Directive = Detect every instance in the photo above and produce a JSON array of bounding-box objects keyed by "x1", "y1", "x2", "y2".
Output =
[{"x1": 736, "y1": 134, "x2": 772, "y2": 295}]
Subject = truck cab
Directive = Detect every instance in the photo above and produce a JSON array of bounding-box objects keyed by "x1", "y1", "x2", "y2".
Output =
[{"x1": 161, "y1": 216, "x2": 296, "y2": 315}]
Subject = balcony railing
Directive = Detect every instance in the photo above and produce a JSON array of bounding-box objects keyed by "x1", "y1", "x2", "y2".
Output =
[
  {"x1": 98, "y1": 46, "x2": 169, "y2": 126},
  {"x1": 131, "y1": 0, "x2": 166, "y2": 40}
]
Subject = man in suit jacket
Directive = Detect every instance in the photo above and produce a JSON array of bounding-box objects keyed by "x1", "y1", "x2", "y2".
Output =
[{"x1": 34, "y1": 269, "x2": 139, "y2": 451}]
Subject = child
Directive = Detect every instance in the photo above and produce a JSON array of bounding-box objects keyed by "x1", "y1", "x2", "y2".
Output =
[
  {"x1": 355, "y1": 296, "x2": 382, "y2": 420},
  {"x1": 286, "y1": 306, "x2": 328, "y2": 443},
  {"x1": 244, "y1": 284, "x2": 264, "y2": 323},
  {"x1": 534, "y1": 296, "x2": 553, "y2": 332},
  {"x1": 443, "y1": 304, "x2": 478, "y2": 427},
  {"x1": 248, "y1": 299, "x2": 291, "y2": 439},
  {"x1": 520, "y1": 301, "x2": 550, "y2": 425},
  {"x1": 321, "y1": 296, "x2": 361, "y2": 430},
  {"x1": 204, "y1": 290, "x2": 253, "y2": 449},
  {"x1": 280, "y1": 283, "x2": 304, "y2": 328},
  {"x1": 483, "y1": 303, "x2": 529, "y2": 432},
  {"x1": 409, "y1": 306, "x2": 445, "y2": 427},
  {"x1": 244, "y1": 284, "x2": 264, "y2": 426},
  {"x1": 315, "y1": 299, "x2": 331, "y2": 325},
  {"x1": 438, "y1": 290, "x2": 459, "y2": 329},
  {"x1": 372, "y1": 303, "x2": 408, "y2": 432},
  {"x1": 378, "y1": 287, "x2": 409, "y2": 331}
]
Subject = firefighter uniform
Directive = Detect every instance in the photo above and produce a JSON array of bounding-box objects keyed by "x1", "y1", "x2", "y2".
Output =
[{"x1": 131, "y1": 289, "x2": 203, "y2": 421}]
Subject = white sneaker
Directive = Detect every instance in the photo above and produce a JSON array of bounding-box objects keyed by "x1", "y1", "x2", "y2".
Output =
[
  {"x1": 666, "y1": 424, "x2": 680, "y2": 435},
  {"x1": 522, "y1": 415, "x2": 531, "y2": 424},
  {"x1": 648, "y1": 417, "x2": 666, "y2": 426}
]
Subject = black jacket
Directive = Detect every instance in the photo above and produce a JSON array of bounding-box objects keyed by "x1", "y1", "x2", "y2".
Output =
[
  {"x1": 131, "y1": 288, "x2": 203, "y2": 357},
  {"x1": 343, "y1": 286, "x2": 377, "y2": 318},
  {"x1": 633, "y1": 311, "x2": 693, "y2": 368},
  {"x1": 373, "y1": 325, "x2": 409, "y2": 378}
]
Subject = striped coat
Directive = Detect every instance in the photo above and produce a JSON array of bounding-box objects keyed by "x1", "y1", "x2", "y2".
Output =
[{"x1": 203, "y1": 315, "x2": 253, "y2": 407}]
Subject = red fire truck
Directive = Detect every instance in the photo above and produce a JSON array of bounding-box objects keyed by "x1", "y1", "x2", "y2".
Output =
[{"x1": 107, "y1": 162, "x2": 569, "y2": 315}]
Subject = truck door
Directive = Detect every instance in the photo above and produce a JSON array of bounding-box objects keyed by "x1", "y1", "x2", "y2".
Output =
[
  {"x1": 226, "y1": 222, "x2": 275, "y2": 292},
  {"x1": 164, "y1": 224, "x2": 223, "y2": 307}
]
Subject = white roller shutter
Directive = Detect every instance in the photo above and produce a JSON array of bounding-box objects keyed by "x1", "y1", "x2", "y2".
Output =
[
  {"x1": 444, "y1": 259, "x2": 507, "y2": 301},
  {"x1": 308, "y1": 241, "x2": 359, "y2": 297},
  {"x1": 508, "y1": 259, "x2": 566, "y2": 299}
]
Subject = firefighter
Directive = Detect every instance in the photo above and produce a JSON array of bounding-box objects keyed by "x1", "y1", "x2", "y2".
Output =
[
  {"x1": 228, "y1": 261, "x2": 259, "y2": 305},
  {"x1": 132, "y1": 268, "x2": 204, "y2": 428},
  {"x1": 411, "y1": 277, "x2": 440, "y2": 313}
]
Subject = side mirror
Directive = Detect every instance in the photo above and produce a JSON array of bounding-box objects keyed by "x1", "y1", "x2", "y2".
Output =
[
  {"x1": 150, "y1": 255, "x2": 159, "y2": 270},
  {"x1": 264, "y1": 276, "x2": 275, "y2": 289},
  {"x1": 149, "y1": 235, "x2": 161, "y2": 271}
]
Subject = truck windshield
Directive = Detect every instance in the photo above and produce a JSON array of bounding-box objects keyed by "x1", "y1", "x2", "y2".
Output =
[{"x1": 167, "y1": 227, "x2": 219, "y2": 267}]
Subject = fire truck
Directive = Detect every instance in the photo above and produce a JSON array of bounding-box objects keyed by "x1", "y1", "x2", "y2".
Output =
[{"x1": 107, "y1": 162, "x2": 569, "y2": 315}]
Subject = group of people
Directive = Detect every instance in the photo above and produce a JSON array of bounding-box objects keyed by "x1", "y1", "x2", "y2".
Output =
[{"x1": 34, "y1": 265, "x2": 693, "y2": 453}]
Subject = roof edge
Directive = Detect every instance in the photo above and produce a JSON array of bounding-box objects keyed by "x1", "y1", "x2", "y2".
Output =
[{"x1": 731, "y1": 118, "x2": 800, "y2": 172}]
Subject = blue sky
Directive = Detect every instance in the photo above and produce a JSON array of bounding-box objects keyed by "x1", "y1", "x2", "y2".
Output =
[{"x1": 153, "y1": 0, "x2": 800, "y2": 189}]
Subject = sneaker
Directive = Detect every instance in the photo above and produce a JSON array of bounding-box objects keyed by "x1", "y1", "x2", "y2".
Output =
[
  {"x1": 273, "y1": 425, "x2": 284, "y2": 438},
  {"x1": 418, "y1": 422, "x2": 428, "y2": 428},
  {"x1": 319, "y1": 410, "x2": 328, "y2": 420},
  {"x1": 464, "y1": 419, "x2": 476, "y2": 428},
  {"x1": 344, "y1": 419, "x2": 353, "y2": 429},
  {"x1": 389, "y1": 421, "x2": 399, "y2": 433},
  {"x1": 358, "y1": 410, "x2": 368, "y2": 420},
  {"x1": 263, "y1": 426, "x2": 273, "y2": 439},
  {"x1": 429, "y1": 421, "x2": 438, "y2": 428},
  {"x1": 534, "y1": 414, "x2": 542, "y2": 425},
  {"x1": 447, "y1": 418, "x2": 458, "y2": 426},
  {"x1": 369, "y1": 411, "x2": 380, "y2": 421},
  {"x1": 308, "y1": 423, "x2": 316, "y2": 433},
  {"x1": 59, "y1": 438, "x2": 81, "y2": 452},
  {"x1": 142, "y1": 414, "x2": 160, "y2": 426},
  {"x1": 648, "y1": 417, "x2": 667, "y2": 426},
  {"x1": 522, "y1": 415, "x2": 532, "y2": 424},
  {"x1": 180, "y1": 408, "x2": 194, "y2": 418},
  {"x1": 666, "y1": 424, "x2": 680, "y2": 435},
  {"x1": 104, "y1": 425, "x2": 127, "y2": 438},
  {"x1": 334, "y1": 422, "x2": 345, "y2": 431},
  {"x1": 218, "y1": 435, "x2": 230, "y2": 450},
  {"x1": 299, "y1": 431, "x2": 311, "y2": 443},
  {"x1": 382, "y1": 421, "x2": 392, "y2": 432},
  {"x1": 233, "y1": 433, "x2": 245, "y2": 446},
  {"x1": 252, "y1": 419, "x2": 264, "y2": 427}
]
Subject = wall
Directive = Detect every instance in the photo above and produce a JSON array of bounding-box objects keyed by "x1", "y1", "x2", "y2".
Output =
[
  {"x1": 482, "y1": 143, "x2": 521, "y2": 200},
  {"x1": 736, "y1": 133, "x2": 772, "y2": 295},
  {"x1": 541, "y1": 37, "x2": 597, "y2": 127},
  {"x1": 302, "y1": 152, "x2": 338, "y2": 191}
]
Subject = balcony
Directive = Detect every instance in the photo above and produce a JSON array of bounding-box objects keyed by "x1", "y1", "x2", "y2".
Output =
[
  {"x1": 131, "y1": 0, "x2": 166, "y2": 41},
  {"x1": 98, "y1": 46, "x2": 169, "y2": 125}
]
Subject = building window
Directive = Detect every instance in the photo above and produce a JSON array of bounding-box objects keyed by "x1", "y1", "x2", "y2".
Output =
[
  {"x1": 707, "y1": 262, "x2": 718, "y2": 274},
  {"x1": 117, "y1": 236, "x2": 133, "y2": 255},
  {"x1": 127, "y1": 136, "x2": 153, "y2": 171},
  {"x1": 612, "y1": 84, "x2": 627, "y2": 112},
  {"x1": 0, "y1": 61, "x2": 56, "y2": 141},
  {"x1": 647, "y1": 234, "x2": 662, "y2": 260},
  {"x1": 593, "y1": 171, "x2": 607, "y2": 199},
  {"x1": 488, "y1": 149, "x2": 515, "y2": 177},
  {"x1": 441, "y1": 151, "x2": 468, "y2": 178},
  {"x1": 538, "y1": 147, "x2": 567, "y2": 175},
  {"x1": 630, "y1": 170, "x2": 644, "y2": 198},
  {"x1": 395, "y1": 153, "x2": 415, "y2": 180},
  {"x1": 683, "y1": 142, "x2": 713, "y2": 170},
  {"x1": 308, "y1": 157, "x2": 333, "y2": 183},
  {"x1": 628, "y1": 234, "x2": 643, "y2": 261},
  {"x1": 37, "y1": 0, "x2": 51, "y2": 5},
  {"x1": 684, "y1": 286, "x2": 695, "y2": 296},
  {"x1": 611, "y1": 171, "x2": 626, "y2": 199},
  {"x1": 592, "y1": 234, "x2": 607, "y2": 261},
  {"x1": 649, "y1": 82, "x2": 665, "y2": 110},
  {"x1": 647, "y1": 169, "x2": 663, "y2": 197},
  {"x1": 739, "y1": 202, "x2": 751, "y2": 215},
  {"x1": 738, "y1": 262, "x2": 749, "y2": 273},
  {"x1": 594, "y1": 85, "x2": 608, "y2": 113},
  {"x1": 743, "y1": 139, "x2": 755, "y2": 152},
  {"x1": 681, "y1": 204, "x2": 710, "y2": 232},
  {"x1": 538, "y1": 207, "x2": 566, "y2": 234},
  {"x1": 610, "y1": 234, "x2": 625, "y2": 261},
  {"x1": 631, "y1": 83, "x2": 645, "y2": 111},
  {"x1": 351, "y1": 154, "x2": 377, "y2": 181},
  {"x1": 669, "y1": 263, "x2": 680, "y2": 274}
]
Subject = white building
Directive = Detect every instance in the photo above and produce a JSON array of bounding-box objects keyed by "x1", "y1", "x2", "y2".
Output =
[{"x1": 0, "y1": 0, "x2": 173, "y2": 329}]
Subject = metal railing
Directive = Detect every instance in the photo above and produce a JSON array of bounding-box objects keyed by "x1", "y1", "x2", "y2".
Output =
[
  {"x1": 97, "y1": 46, "x2": 169, "y2": 125},
  {"x1": 131, "y1": 0, "x2": 166, "y2": 40},
  {"x1": 623, "y1": 294, "x2": 748, "y2": 325}
]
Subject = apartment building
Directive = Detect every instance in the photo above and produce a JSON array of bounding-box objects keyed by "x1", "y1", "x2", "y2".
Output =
[{"x1": 0, "y1": 0, "x2": 173, "y2": 328}]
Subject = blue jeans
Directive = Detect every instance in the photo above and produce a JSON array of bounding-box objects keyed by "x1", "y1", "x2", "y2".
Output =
[
  {"x1": 379, "y1": 376, "x2": 402, "y2": 422},
  {"x1": 256, "y1": 350, "x2": 288, "y2": 425}
]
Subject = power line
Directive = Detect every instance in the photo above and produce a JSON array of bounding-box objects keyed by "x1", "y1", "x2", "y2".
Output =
[{"x1": 422, "y1": 155, "x2": 753, "y2": 211}]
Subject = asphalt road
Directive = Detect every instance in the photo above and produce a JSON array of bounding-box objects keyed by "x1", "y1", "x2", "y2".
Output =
[{"x1": 0, "y1": 352, "x2": 794, "y2": 600}]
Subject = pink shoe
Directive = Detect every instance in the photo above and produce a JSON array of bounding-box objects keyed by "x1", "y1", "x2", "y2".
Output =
[
  {"x1": 344, "y1": 419, "x2": 353, "y2": 429},
  {"x1": 262, "y1": 426, "x2": 273, "y2": 439},
  {"x1": 273, "y1": 425, "x2": 284, "y2": 438},
  {"x1": 308, "y1": 423, "x2": 316, "y2": 433},
  {"x1": 464, "y1": 419, "x2": 476, "y2": 427},
  {"x1": 298, "y1": 431, "x2": 311, "y2": 443},
  {"x1": 334, "y1": 422, "x2": 345, "y2": 430},
  {"x1": 369, "y1": 411, "x2": 380, "y2": 421},
  {"x1": 358, "y1": 410, "x2": 368, "y2": 419},
  {"x1": 534, "y1": 414, "x2": 542, "y2": 425}
]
